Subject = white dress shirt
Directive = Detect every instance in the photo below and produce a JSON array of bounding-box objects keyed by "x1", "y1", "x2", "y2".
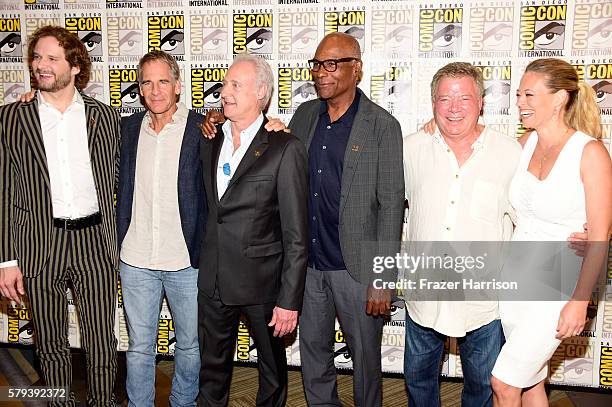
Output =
[
  {"x1": 120, "y1": 103, "x2": 192, "y2": 271},
  {"x1": 402, "y1": 127, "x2": 521, "y2": 336},
  {"x1": 0, "y1": 90, "x2": 99, "y2": 269},
  {"x1": 216, "y1": 113, "x2": 264, "y2": 200}
]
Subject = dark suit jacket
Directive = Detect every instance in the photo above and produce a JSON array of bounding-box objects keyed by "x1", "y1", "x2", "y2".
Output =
[
  {"x1": 288, "y1": 89, "x2": 404, "y2": 285},
  {"x1": 0, "y1": 94, "x2": 121, "y2": 277},
  {"x1": 199, "y1": 119, "x2": 308, "y2": 310},
  {"x1": 116, "y1": 110, "x2": 207, "y2": 269}
]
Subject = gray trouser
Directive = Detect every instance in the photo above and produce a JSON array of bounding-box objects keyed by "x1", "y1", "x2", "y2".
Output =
[{"x1": 299, "y1": 267, "x2": 384, "y2": 407}]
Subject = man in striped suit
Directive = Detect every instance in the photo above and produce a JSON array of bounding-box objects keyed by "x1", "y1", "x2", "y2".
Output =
[{"x1": 0, "y1": 26, "x2": 120, "y2": 406}]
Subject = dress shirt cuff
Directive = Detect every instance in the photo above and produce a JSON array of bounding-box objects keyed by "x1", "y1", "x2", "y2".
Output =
[{"x1": 0, "y1": 260, "x2": 18, "y2": 268}]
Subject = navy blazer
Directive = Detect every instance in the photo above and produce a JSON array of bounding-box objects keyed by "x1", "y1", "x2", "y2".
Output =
[{"x1": 117, "y1": 109, "x2": 207, "y2": 269}]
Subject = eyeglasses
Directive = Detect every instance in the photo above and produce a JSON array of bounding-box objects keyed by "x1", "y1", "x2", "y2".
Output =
[{"x1": 307, "y1": 58, "x2": 360, "y2": 72}]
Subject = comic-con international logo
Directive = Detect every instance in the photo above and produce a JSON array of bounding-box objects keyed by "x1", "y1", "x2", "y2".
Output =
[
  {"x1": 0, "y1": 17, "x2": 21, "y2": 63},
  {"x1": 324, "y1": 9, "x2": 366, "y2": 51},
  {"x1": 369, "y1": 65, "x2": 411, "y2": 115},
  {"x1": 233, "y1": 12, "x2": 273, "y2": 59},
  {"x1": 518, "y1": 4, "x2": 567, "y2": 57},
  {"x1": 575, "y1": 63, "x2": 612, "y2": 115},
  {"x1": 108, "y1": 13, "x2": 143, "y2": 62},
  {"x1": 371, "y1": 7, "x2": 413, "y2": 59},
  {"x1": 474, "y1": 63, "x2": 511, "y2": 115},
  {"x1": 334, "y1": 329, "x2": 352, "y2": 367},
  {"x1": 236, "y1": 321, "x2": 256, "y2": 361},
  {"x1": 84, "y1": 66, "x2": 105, "y2": 102},
  {"x1": 64, "y1": 0, "x2": 101, "y2": 11},
  {"x1": 190, "y1": 12, "x2": 228, "y2": 62},
  {"x1": 0, "y1": 66, "x2": 25, "y2": 105},
  {"x1": 109, "y1": 66, "x2": 144, "y2": 116},
  {"x1": 191, "y1": 66, "x2": 227, "y2": 114},
  {"x1": 418, "y1": 6, "x2": 463, "y2": 58},
  {"x1": 24, "y1": 0, "x2": 60, "y2": 11},
  {"x1": 106, "y1": 0, "x2": 144, "y2": 9},
  {"x1": 469, "y1": 6, "x2": 513, "y2": 57},
  {"x1": 599, "y1": 346, "x2": 612, "y2": 387},
  {"x1": 278, "y1": 9, "x2": 317, "y2": 61},
  {"x1": 148, "y1": 12, "x2": 185, "y2": 60},
  {"x1": 25, "y1": 15, "x2": 61, "y2": 38},
  {"x1": 65, "y1": 15, "x2": 103, "y2": 62},
  {"x1": 156, "y1": 317, "x2": 176, "y2": 355},
  {"x1": 7, "y1": 307, "x2": 34, "y2": 345},
  {"x1": 277, "y1": 65, "x2": 316, "y2": 115},
  {"x1": 572, "y1": 1, "x2": 612, "y2": 56},
  {"x1": 550, "y1": 341, "x2": 595, "y2": 385}
]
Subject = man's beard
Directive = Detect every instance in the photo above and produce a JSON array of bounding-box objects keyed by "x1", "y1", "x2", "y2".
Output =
[{"x1": 36, "y1": 70, "x2": 73, "y2": 92}]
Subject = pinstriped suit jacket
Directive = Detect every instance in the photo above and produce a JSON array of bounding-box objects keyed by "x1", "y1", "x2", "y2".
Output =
[
  {"x1": 0, "y1": 93, "x2": 121, "y2": 277},
  {"x1": 288, "y1": 88, "x2": 404, "y2": 285}
]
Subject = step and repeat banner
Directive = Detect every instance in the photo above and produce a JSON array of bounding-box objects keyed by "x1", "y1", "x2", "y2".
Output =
[{"x1": 1, "y1": 0, "x2": 612, "y2": 390}]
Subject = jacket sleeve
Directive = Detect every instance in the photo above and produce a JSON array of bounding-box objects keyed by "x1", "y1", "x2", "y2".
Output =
[
  {"x1": 275, "y1": 137, "x2": 309, "y2": 311},
  {"x1": 0, "y1": 116, "x2": 16, "y2": 264}
]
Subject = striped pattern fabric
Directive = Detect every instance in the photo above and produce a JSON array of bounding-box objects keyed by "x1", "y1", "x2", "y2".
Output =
[
  {"x1": 0, "y1": 94, "x2": 121, "y2": 276},
  {"x1": 0, "y1": 93, "x2": 121, "y2": 406}
]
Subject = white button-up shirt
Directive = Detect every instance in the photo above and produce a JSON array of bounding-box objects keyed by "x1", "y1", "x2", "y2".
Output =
[
  {"x1": 216, "y1": 113, "x2": 264, "y2": 200},
  {"x1": 120, "y1": 103, "x2": 191, "y2": 271},
  {"x1": 40, "y1": 89, "x2": 99, "y2": 219},
  {"x1": 402, "y1": 126, "x2": 521, "y2": 336}
]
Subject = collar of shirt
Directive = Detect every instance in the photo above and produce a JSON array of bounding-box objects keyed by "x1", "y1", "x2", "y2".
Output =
[
  {"x1": 432, "y1": 127, "x2": 487, "y2": 153},
  {"x1": 318, "y1": 88, "x2": 361, "y2": 124},
  {"x1": 142, "y1": 102, "x2": 189, "y2": 138},
  {"x1": 221, "y1": 112, "x2": 264, "y2": 148},
  {"x1": 37, "y1": 88, "x2": 83, "y2": 112}
]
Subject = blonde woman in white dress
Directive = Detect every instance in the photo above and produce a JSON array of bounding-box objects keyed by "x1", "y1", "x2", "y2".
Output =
[{"x1": 490, "y1": 59, "x2": 612, "y2": 406}]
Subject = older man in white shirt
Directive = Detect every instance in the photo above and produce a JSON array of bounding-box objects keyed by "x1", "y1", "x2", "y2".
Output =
[{"x1": 402, "y1": 62, "x2": 520, "y2": 407}]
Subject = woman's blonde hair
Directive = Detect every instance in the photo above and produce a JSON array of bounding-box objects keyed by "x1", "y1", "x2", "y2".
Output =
[{"x1": 524, "y1": 58, "x2": 602, "y2": 139}]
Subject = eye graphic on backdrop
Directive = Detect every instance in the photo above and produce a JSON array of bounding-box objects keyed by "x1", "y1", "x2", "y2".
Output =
[
  {"x1": 292, "y1": 27, "x2": 317, "y2": 51},
  {"x1": 433, "y1": 24, "x2": 461, "y2": 49},
  {"x1": 204, "y1": 83, "x2": 223, "y2": 107},
  {"x1": 534, "y1": 22, "x2": 564, "y2": 48},
  {"x1": 483, "y1": 23, "x2": 512, "y2": 50},
  {"x1": 589, "y1": 19, "x2": 612, "y2": 48},
  {"x1": 4, "y1": 83, "x2": 25, "y2": 103},
  {"x1": 386, "y1": 26, "x2": 410, "y2": 51},
  {"x1": 84, "y1": 83, "x2": 103, "y2": 100},
  {"x1": 202, "y1": 29, "x2": 226, "y2": 53},
  {"x1": 592, "y1": 81, "x2": 612, "y2": 108},
  {"x1": 343, "y1": 26, "x2": 365, "y2": 39},
  {"x1": 81, "y1": 32, "x2": 102, "y2": 53},
  {"x1": 382, "y1": 347, "x2": 402, "y2": 364},
  {"x1": 121, "y1": 83, "x2": 140, "y2": 105},
  {"x1": 292, "y1": 82, "x2": 316, "y2": 105},
  {"x1": 564, "y1": 359, "x2": 593, "y2": 382},
  {"x1": 0, "y1": 33, "x2": 21, "y2": 56},
  {"x1": 119, "y1": 31, "x2": 142, "y2": 54},
  {"x1": 334, "y1": 344, "x2": 352, "y2": 364},
  {"x1": 246, "y1": 29, "x2": 272, "y2": 53},
  {"x1": 484, "y1": 82, "x2": 510, "y2": 106},
  {"x1": 161, "y1": 30, "x2": 184, "y2": 52}
]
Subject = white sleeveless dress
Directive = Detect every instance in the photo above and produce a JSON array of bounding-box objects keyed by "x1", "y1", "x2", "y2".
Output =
[{"x1": 491, "y1": 131, "x2": 594, "y2": 388}]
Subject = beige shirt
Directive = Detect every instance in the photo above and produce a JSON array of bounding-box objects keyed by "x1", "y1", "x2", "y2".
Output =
[
  {"x1": 402, "y1": 126, "x2": 521, "y2": 337},
  {"x1": 120, "y1": 103, "x2": 191, "y2": 271}
]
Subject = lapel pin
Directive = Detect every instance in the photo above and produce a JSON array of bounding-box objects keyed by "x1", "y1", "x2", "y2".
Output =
[
  {"x1": 254, "y1": 149, "x2": 261, "y2": 157},
  {"x1": 89, "y1": 117, "x2": 96, "y2": 128},
  {"x1": 351, "y1": 145, "x2": 360, "y2": 152}
]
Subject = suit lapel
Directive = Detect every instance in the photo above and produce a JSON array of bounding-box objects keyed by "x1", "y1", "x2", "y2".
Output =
[
  {"x1": 83, "y1": 95, "x2": 100, "y2": 158},
  {"x1": 210, "y1": 125, "x2": 223, "y2": 202},
  {"x1": 221, "y1": 125, "x2": 269, "y2": 202},
  {"x1": 339, "y1": 92, "x2": 370, "y2": 217},
  {"x1": 18, "y1": 98, "x2": 50, "y2": 190}
]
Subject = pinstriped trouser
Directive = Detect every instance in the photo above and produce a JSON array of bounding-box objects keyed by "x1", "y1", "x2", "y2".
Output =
[{"x1": 24, "y1": 224, "x2": 118, "y2": 407}]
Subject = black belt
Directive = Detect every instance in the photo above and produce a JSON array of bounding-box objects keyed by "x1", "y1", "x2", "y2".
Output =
[{"x1": 53, "y1": 212, "x2": 101, "y2": 230}]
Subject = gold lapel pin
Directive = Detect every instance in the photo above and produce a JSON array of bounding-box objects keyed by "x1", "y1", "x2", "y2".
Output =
[
  {"x1": 89, "y1": 117, "x2": 96, "y2": 127},
  {"x1": 351, "y1": 145, "x2": 360, "y2": 152},
  {"x1": 254, "y1": 149, "x2": 261, "y2": 157}
]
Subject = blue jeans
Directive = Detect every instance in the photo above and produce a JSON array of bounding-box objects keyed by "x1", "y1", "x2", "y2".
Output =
[
  {"x1": 120, "y1": 262, "x2": 199, "y2": 407},
  {"x1": 404, "y1": 315, "x2": 503, "y2": 407}
]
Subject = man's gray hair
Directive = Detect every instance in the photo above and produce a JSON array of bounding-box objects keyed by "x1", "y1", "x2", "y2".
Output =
[
  {"x1": 430, "y1": 62, "x2": 484, "y2": 101},
  {"x1": 233, "y1": 53, "x2": 274, "y2": 110}
]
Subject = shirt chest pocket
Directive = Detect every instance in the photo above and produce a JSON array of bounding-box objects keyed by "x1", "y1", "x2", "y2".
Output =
[{"x1": 470, "y1": 179, "x2": 502, "y2": 224}]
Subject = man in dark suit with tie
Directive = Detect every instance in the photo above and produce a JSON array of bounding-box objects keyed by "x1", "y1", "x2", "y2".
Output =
[
  {"x1": 0, "y1": 26, "x2": 120, "y2": 405},
  {"x1": 197, "y1": 54, "x2": 308, "y2": 407}
]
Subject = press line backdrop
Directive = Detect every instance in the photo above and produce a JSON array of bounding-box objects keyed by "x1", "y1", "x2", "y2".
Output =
[{"x1": 0, "y1": 0, "x2": 611, "y2": 390}]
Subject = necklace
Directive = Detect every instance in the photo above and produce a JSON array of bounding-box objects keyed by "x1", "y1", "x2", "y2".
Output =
[{"x1": 538, "y1": 127, "x2": 571, "y2": 170}]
